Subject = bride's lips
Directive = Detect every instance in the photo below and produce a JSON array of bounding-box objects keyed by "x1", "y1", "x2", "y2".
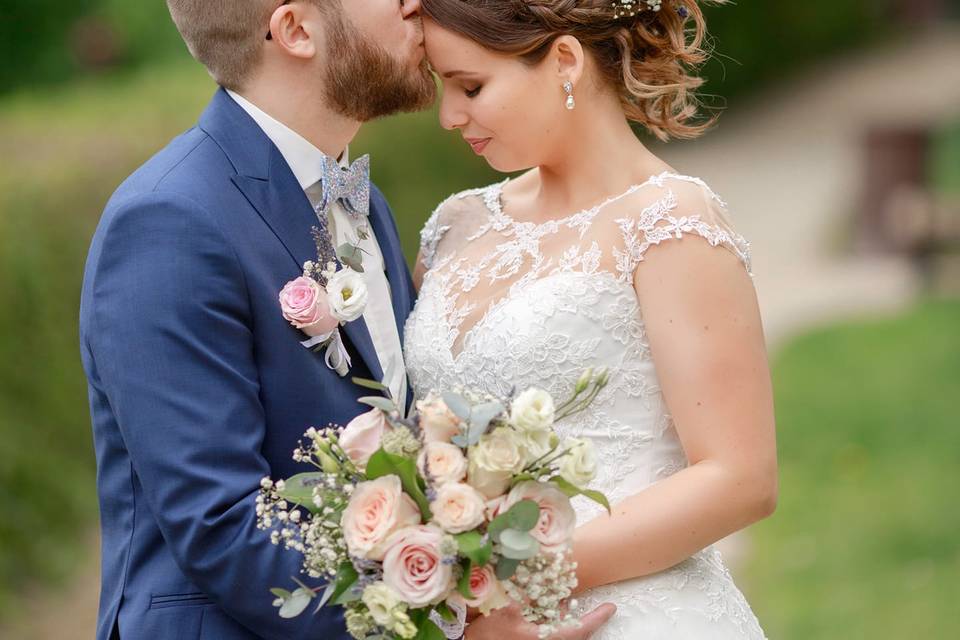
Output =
[{"x1": 465, "y1": 137, "x2": 491, "y2": 154}]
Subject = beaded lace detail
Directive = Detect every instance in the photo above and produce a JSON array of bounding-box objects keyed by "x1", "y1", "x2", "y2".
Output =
[{"x1": 405, "y1": 173, "x2": 766, "y2": 639}]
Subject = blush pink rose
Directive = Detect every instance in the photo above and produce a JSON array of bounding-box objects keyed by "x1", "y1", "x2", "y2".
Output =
[
  {"x1": 416, "y1": 396, "x2": 462, "y2": 443},
  {"x1": 381, "y1": 524, "x2": 454, "y2": 608},
  {"x1": 340, "y1": 408, "x2": 390, "y2": 471},
  {"x1": 462, "y1": 565, "x2": 510, "y2": 615},
  {"x1": 279, "y1": 276, "x2": 339, "y2": 337},
  {"x1": 505, "y1": 481, "x2": 577, "y2": 554},
  {"x1": 341, "y1": 476, "x2": 421, "y2": 561}
]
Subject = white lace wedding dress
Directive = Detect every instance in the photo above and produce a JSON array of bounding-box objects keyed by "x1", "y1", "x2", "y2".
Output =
[{"x1": 403, "y1": 172, "x2": 767, "y2": 639}]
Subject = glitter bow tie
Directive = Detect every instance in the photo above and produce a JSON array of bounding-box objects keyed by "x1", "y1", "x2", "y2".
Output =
[{"x1": 318, "y1": 154, "x2": 371, "y2": 219}]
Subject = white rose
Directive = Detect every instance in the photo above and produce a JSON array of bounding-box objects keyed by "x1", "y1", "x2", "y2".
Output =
[
  {"x1": 510, "y1": 388, "x2": 555, "y2": 433},
  {"x1": 558, "y1": 437, "x2": 597, "y2": 487},
  {"x1": 341, "y1": 475, "x2": 421, "y2": 560},
  {"x1": 505, "y1": 481, "x2": 577, "y2": 554},
  {"x1": 417, "y1": 442, "x2": 468, "y2": 485},
  {"x1": 326, "y1": 268, "x2": 368, "y2": 322},
  {"x1": 467, "y1": 428, "x2": 526, "y2": 499},
  {"x1": 430, "y1": 483, "x2": 487, "y2": 534},
  {"x1": 362, "y1": 582, "x2": 404, "y2": 627}
]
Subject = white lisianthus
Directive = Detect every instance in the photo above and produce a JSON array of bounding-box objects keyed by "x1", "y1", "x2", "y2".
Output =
[
  {"x1": 326, "y1": 268, "x2": 368, "y2": 322},
  {"x1": 361, "y1": 582, "x2": 404, "y2": 627},
  {"x1": 558, "y1": 437, "x2": 597, "y2": 487},
  {"x1": 510, "y1": 388, "x2": 555, "y2": 432}
]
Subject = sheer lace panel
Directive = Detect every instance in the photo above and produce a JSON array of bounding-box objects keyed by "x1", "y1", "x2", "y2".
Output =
[{"x1": 417, "y1": 172, "x2": 751, "y2": 360}]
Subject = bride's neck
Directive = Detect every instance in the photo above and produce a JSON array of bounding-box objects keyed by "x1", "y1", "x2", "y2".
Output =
[{"x1": 525, "y1": 101, "x2": 670, "y2": 219}]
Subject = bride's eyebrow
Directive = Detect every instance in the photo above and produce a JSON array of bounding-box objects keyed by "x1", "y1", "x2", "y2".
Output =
[{"x1": 442, "y1": 70, "x2": 479, "y2": 79}]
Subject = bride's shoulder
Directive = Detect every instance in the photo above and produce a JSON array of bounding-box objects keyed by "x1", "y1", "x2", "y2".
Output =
[{"x1": 418, "y1": 179, "x2": 506, "y2": 269}]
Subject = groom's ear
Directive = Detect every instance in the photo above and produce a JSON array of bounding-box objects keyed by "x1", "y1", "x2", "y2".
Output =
[
  {"x1": 267, "y1": 2, "x2": 320, "y2": 60},
  {"x1": 550, "y1": 36, "x2": 585, "y2": 87}
]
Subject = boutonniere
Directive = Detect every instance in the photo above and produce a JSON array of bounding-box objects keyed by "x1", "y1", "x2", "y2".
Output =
[{"x1": 279, "y1": 233, "x2": 369, "y2": 376}]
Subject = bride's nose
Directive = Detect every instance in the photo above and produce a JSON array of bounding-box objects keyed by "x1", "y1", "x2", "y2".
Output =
[
  {"x1": 401, "y1": 0, "x2": 422, "y2": 18},
  {"x1": 438, "y1": 94, "x2": 467, "y2": 131}
]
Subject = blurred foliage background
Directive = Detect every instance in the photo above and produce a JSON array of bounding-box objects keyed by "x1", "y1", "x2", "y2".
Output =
[{"x1": 1, "y1": 1, "x2": 958, "y2": 638}]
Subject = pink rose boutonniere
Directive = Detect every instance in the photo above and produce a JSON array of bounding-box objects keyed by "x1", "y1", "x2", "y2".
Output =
[{"x1": 279, "y1": 259, "x2": 368, "y2": 376}]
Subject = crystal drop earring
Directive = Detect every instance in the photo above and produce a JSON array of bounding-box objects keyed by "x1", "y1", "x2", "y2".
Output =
[{"x1": 563, "y1": 81, "x2": 575, "y2": 110}]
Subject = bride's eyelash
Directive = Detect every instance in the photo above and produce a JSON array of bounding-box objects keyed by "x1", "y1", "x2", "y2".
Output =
[{"x1": 465, "y1": 86, "x2": 482, "y2": 98}]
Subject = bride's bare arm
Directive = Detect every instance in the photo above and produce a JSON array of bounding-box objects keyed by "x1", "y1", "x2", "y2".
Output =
[
  {"x1": 413, "y1": 249, "x2": 427, "y2": 292},
  {"x1": 572, "y1": 237, "x2": 778, "y2": 592}
]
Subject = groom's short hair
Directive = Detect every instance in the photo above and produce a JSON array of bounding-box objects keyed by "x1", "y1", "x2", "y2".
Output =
[{"x1": 166, "y1": 0, "x2": 335, "y2": 90}]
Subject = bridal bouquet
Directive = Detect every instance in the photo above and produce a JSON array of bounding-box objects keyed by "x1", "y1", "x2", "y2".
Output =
[{"x1": 256, "y1": 370, "x2": 610, "y2": 640}]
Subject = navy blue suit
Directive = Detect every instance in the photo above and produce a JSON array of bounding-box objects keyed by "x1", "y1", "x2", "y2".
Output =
[{"x1": 79, "y1": 89, "x2": 416, "y2": 639}]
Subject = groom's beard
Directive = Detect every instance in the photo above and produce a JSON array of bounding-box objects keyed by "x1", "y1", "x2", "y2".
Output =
[{"x1": 323, "y1": 15, "x2": 436, "y2": 122}]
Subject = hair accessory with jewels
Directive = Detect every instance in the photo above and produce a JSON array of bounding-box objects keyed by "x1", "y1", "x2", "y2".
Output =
[{"x1": 612, "y1": 0, "x2": 662, "y2": 20}]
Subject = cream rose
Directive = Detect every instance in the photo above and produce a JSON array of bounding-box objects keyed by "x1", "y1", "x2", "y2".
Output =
[
  {"x1": 510, "y1": 388, "x2": 555, "y2": 432},
  {"x1": 326, "y1": 268, "x2": 368, "y2": 323},
  {"x1": 417, "y1": 441, "x2": 468, "y2": 485},
  {"x1": 467, "y1": 428, "x2": 526, "y2": 499},
  {"x1": 430, "y1": 482, "x2": 487, "y2": 534},
  {"x1": 461, "y1": 565, "x2": 510, "y2": 615},
  {"x1": 361, "y1": 581, "x2": 403, "y2": 627},
  {"x1": 505, "y1": 481, "x2": 576, "y2": 554},
  {"x1": 339, "y1": 408, "x2": 390, "y2": 471},
  {"x1": 381, "y1": 525, "x2": 454, "y2": 607},
  {"x1": 341, "y1": 475, "x2": 421, "y2": 560},
  {"x1": 279, "y1": 276, "x2": 339, "y2": 337},
  {"x1": 416, "y1": 395, "x2": 462, "y2": 443},
  {"x1": 558, "y1": 437, "x2": 597, "y2": 487}
]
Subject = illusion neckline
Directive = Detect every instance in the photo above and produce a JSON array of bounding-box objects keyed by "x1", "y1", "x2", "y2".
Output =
[{"x1": 484, "y1": 170, "x2": 687, "y2": 230}]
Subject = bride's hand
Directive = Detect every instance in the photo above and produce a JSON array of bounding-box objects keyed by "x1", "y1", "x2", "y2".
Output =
[{"x1": 464, "y1": 602, "x2": 616, "y2": 640}]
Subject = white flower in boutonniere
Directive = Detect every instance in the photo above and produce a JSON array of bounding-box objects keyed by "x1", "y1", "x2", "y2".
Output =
[{"x1": 326, "y1": 267, "x2": 368, "y2": 323}]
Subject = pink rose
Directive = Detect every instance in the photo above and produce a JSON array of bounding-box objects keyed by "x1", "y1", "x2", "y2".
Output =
[
  {"x1": 279, "y1": 276, "x2": 339, "y2": 337},
  {"x1": 505, "y1": 481, "x2": 577, "y2": 554},
  {"x1": 430, "y1": 482, "x2": 487, "y2": 534},
  {"x1": 340, "y1": 408, "x2": 390, "y2": 470},
  {"x1": 342, "y1": 476, "x2": 421, "y2": 560},
  {"x1": 381, "y1": 524, "x2": 454, "y2": 607},
  {"x1": 462, "y1": 565, "x2": 510, "y2": 615},
  {"x1": 417, "y1": 442, "x2": 468, "y2": 486},
  {"x1": 416, "y1": 396, "x2": 462, "y2": 443}
]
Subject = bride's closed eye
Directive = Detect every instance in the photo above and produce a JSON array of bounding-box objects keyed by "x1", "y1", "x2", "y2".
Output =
[{"x1": 464, "y1": 85, "x2": 482, "y2": 98}]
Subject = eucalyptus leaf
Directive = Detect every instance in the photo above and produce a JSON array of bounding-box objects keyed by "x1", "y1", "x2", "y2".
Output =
[
  {"x1": 441, "y1": 392, "x2": 472, "y2": 421},
  {"x1": 270, "y1": 588, "x2": 292, "y2": 599},
  {"x1": 276, "y1": 473, "x2": 325, "y2": 513},
  {"x1": 450, "y1": 434, "x2": 468, "y2": 448},
  {"x1": 470, "y1": 400, "x2": 504, "y2": 433},
  {"x1": 352, "y1": 377, "x2": 389, "y2": 392},
  {"x1": 499, "y1": 528, "x2": 540, "y2": 560},
  {"x1": 278, "y1": 588, "x2": 313, "y2": 618},
  {"x1": 455, "y1": 531, "x2": 493, "y2": 567},
  {"x1": 357, "y1": 396, "x2": 398, "y2": 412},
  {"x1": 365, "y1": 449, "x2": 432, "y2": 519},
  {"x1": 494, "y1": 557, "x2": 520, "y2": 580},
  {"x1": 315, "y1": 582, "x2": 335, "y2": 612},
  {"x1": 506, "y1": 499, "x2": 540, "y2": 532}
]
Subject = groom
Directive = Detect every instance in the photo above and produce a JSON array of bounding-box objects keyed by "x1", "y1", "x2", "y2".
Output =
[{"x1": 80, "y1": 1, "x2": 613, "y2": 638}]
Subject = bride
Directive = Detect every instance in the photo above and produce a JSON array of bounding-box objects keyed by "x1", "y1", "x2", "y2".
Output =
[{"x1": 403, "y1": 0, "x2": 777, "y2": 638}]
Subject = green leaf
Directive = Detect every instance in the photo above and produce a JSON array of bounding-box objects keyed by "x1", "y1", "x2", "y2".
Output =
[
  {"x1": 499, "y1": 528, "x2": 540, "y2": 560},
  {"x1": 457, "y1": 559, "x2": 475, "y2": 599},
  {"x1": 365, "y1": 449, "x2": 432, "y2": 520},
  {"x1": 551, "y1": 477, "x2": 611, "y2": 514},
  {"x1": 278, "y1": 587, "x2": 313, "y2": 618},
  {"x1": 455, "y1": 530, "x2": 492, "y2": 567},
  {"x1": 581, "y1": 488, "x2": 611, "y2": 513},
  {"x1": 352, "y1": 377, "x2": 389, "y2": 392},
  {"x1": 506, "y1": 499, "x2": 540, "y2": 532},
  {"x1": 494, "y1": 557, "x2": 520, "y2": 580},
  {"x1": 357, "y1": 396, "x2": 397, "y2": 412},
  {"x1": 441, "y1": 392, "x2": 472, "y2": 421},
  {"x1": 435, "y1": 601, "x2": 456, "y2": 622},
  {"x1": 329, "y1": 562, "x2": 358, "y2": 606},
  {"x1": 413, "y1": 618, "x2": 446, "y2": 640},
  {"x1": 337, "y1": 243, "x2": 365, "y2": 273},
  {"x1": 276, "y1": 473, "x2": 325, "y2": 513},
  {"x1": 270, "y1": 588, "x2": 292, "y2": 599}
]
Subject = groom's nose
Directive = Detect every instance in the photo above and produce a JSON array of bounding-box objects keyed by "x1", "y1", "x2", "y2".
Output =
[{"x1": 401, "y1": 0, "x2": 422, "y2": 19}]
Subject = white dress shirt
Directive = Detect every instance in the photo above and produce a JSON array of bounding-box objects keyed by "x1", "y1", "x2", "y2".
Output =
[{"x1": 227, "y1": 90, "x2": 407, "y2": 403}]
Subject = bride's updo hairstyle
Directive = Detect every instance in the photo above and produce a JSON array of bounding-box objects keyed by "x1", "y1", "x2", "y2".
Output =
[{"x1": 419, "y1": 0, "x2": 723, "y2": 141}]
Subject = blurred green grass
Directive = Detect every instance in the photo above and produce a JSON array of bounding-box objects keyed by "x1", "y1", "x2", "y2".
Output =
[
  {"x1": 744, "y1": 299, "x2": 960, "y2": 639},
  {"x1": 0, "y1": 60, "x2": 497, "y2": 615}
]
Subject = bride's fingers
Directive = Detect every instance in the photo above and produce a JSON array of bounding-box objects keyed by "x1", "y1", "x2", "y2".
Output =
[{"x1": 556, "y1": 603, "x2": 617, "y2": 639}]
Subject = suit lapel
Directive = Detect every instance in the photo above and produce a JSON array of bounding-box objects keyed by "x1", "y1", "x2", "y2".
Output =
[{"x1": 200, "y1": 89, "x2": 384, "y2": 382}]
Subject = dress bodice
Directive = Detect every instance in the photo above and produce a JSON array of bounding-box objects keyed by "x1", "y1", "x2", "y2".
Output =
[{"x1": 403, "y1": 172, "x2": 766, "y2": 638}]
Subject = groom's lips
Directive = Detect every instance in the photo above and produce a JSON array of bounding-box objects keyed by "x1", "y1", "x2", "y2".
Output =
[{"x1": 465, "y1": 137, "x2": 491, "y2": 154}]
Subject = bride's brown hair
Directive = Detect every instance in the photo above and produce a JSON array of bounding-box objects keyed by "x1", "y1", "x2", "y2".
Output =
[{"x1": 419, "y1": 0, "x2": 724, "y2": 141}]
